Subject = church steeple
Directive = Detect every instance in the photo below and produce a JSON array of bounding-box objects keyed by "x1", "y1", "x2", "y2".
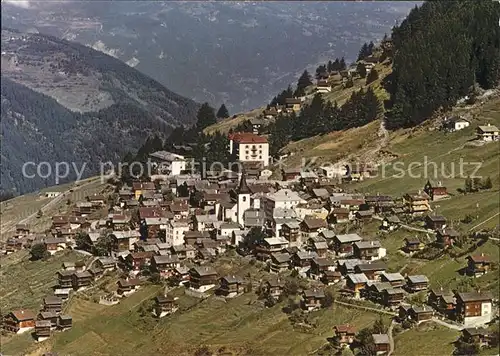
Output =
[{"x1": 238, "y1": 171, "x2": 251, "y2": 195}]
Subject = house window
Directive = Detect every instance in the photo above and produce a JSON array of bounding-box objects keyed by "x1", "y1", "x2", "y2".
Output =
[
  {"x1": 242, "y1": 196, "x2": 247, "y2": 202},
  {"x1": 245, "y1": 156, "x2": 249, "y2": 160}
]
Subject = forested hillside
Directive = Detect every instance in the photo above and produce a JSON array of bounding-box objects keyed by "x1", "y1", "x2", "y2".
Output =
[
  {"x1": 1, "y1": 29, "x2": 199, "y2": 195},
  {"x1": 0, "y1": 78, "x2": 196, "y2": 194},
  {"x1": 387, "y1": 1, "x2": 500, "y2": 129}
]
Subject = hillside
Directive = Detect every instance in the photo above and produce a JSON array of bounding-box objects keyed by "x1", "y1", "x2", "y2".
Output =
[
  {"x1": 1, "y1": 96, "x2": 498, "y2": 356},
  {"x1": 1, "y1": 28, "x2": 199, "y2": 194},
  {"x1": 204, "y1": 56, "x2": 393, "y2": 136}
]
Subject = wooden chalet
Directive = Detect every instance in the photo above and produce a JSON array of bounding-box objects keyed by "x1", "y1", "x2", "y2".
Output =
[
  {"x1": 37, "y1": 311, "x2": 58, "y2": 328},
  {"x1": 329, "y1": 208, "x2": 350, "y2": 224},
  {"x1": 291, "y1": 251, "x2": 318, "y2": 269},
  {"x1": 346, "y1": 273, "x2": 369, "y2": 296},
  {"x1": 309, "y1": 257, "x2": 335, "y2": 278},
  {"x1": 218, "y1": 275, "x2": 245, "y2": 298},
  {"x1": 461, "y1": 328, "x2": 491, "y2": 347},
  {"x1": 353, "y1": 240, "x2": 382, "y2": 260},
  {"x1": 302, "y1": 288, "x2": 325, "y2": 311},
  {"x1": 455, "y1": 291, "x2": 493, "y2": 325},
  {"x1": 126, "y1": 251, "x2": 155, "y2": 271},
  {"x1": 322, "y1": 270, "x2": 342, "y2": 285},
  {"x1": 354, "y1": 261, "x2": 387, "y2": 281},
  {"x1": 425, "y1": 215, "x2": 447, "y2": 230},
  {"x1": 405, "y1": 275, "x2": 429, "y2": 293},
  {"x1": 58, "y1": 314, "x2": 72, "y2": 330},
  {"x1": 35, "y1": 320, "x2": 51, "y2": 340},
  {"x1": 333, "y1": 324, "x2": 356, "y2": 345},
  {"x1": 332, "y1": 233, "x2": 362, "y2": 257},
  {"x1": 436, "y1": 228, "x2": 459, "y2": 248},
  {"x1": 381, "y1": 215, "x2": 400, "y2": 231},
  {"x1": 300, "y1": 216, "x2": 327, "y2": 238},
  {"x1": 189, "y1": 266, "x2": 218, "y2": 291},
  {"x1": 154, "y1": 295, "x2": 178, "y2": 317},
  {"x1": 43, "y1": 296, "x2": 63, "y2": 314},
  {"x1": 71, "y1": 271, "x2": 93, "y2": 290},
  {"x1": 151, "y1": 255, "x2": 180, "y2": 278},
  {"x1": 466, "y1": 254, "x2": 491, "y2": 277},
  {"x1": 57, "y1": 270, "x2": 74, "y2": 288},
  {"x1": 117, "y1": 278, "x2": 141, "y2": 295},
  {"x1": 372, "y1": 334, "x2": 390, "y2": 354},
  {"x1": 281, "y1": 221, "x2": 301, "y2": 246},
  {"x1": 4, "y1": 309, "x2": 36, "y2": 333},
  {"x1": 403, "y1": 237, "x2": 424, "y2": 253},
  {"x1": 270, "y1": 252, "x2": 291, "y2": 273},
  {"x1": 380, "y1": 272, "x2": 405, "y2": 288},
  {"x1": 263, "y1": 278, "x2": 285, "y2": 299},
  {"x1": 381, "y1": 288, "x2": 405, "y2": 308},
  {"x1": 403, "y1": 191, "x2": 430, "y2": 216},
  {"x1": 399, "y1": 305, "x2": 433, "y2": 322}
]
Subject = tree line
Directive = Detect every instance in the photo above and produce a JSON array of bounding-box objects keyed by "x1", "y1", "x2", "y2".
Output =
[
  {"x1": 267, "y1": 88, "x2": 383, "y2": 157},
  {"x1": 386, "y1": 1, "x2": 500, "y2": 129}
]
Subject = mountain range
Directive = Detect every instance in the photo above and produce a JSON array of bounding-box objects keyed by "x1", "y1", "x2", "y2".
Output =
[
  {"x1": 1, "y1": 28, "x2": 198, "y2": 194},
  {"x1": 1, "y1": 1, "x2": 418, "y2": 112}
]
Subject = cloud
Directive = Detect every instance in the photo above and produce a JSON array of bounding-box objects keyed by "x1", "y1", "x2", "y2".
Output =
[{"x1": 1, "y1": 0, "x2": 31, "y2": 8}]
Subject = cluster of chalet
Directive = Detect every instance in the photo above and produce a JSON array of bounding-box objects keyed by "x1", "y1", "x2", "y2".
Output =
[
  {"x1": 4, "y1": 281, "x2": 72, "y2": 340},
  {"x1": 442, "y1": 116, "x2": 499, "y2": 142}
]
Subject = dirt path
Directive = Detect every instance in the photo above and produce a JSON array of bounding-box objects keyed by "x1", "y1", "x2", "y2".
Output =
[
  {"x1": 334, "y1": 299, "x2": 397, "y2": 316},
  {"x1": 430, "y1": 317, "x2": 463, "y2": 331},
  {"x1": 468, "y1": 212, "x2": 500, "y2": 232}
]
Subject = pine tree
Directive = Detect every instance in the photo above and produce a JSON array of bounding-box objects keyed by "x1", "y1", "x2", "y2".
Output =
[
  {"x1": 339, "y1": 57, "x2": 346, "y2": 70},
  {"x1": 196, "y1": 103, "x2": 217, "y2": 131},
  {"x1": 464, "y1": 176, "x2": 473, "y2": 193},
  {"x1": 366, "y1": 68, "x2": 379, "y2": 85},
  {"x1": 216, "y1": 104, "x2": 229, "y2": 119},
  {"x1": 327, "y1": 60, "x2": 333, "y2": 73},
  {"x1": 357, "y1": 62, "x2": 367, "y2": 78},
  {"x1": 358, "y1": 42, "x2": 370, "y2": 61},
  {"x1": 294, "y1": 70, "x2": 313, "y2": 97},
  {"x1": 482, "y1": 176, "x2": 493, "y2": 189}
]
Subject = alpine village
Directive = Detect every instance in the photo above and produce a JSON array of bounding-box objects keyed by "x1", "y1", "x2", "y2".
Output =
[{"x1": 1, "y1": 2, "x2": 499, "y2": 356}]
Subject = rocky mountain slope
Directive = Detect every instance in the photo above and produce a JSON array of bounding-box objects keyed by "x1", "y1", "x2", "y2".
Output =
[
  {"x1": 1, "y1": 1, "x2": 417, "y2": 112},
  {"x1": 1, "y1": 28, "x2": 199, "y2": 194}
]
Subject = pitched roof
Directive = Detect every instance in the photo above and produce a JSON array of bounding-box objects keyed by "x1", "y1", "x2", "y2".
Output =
[
  {"x1": 478, "y1": 124, "x2": 499, "y2": 133},
  {"x1": 355, "y1": 261, "x2": 387, "y2": 272},
  {"x1": 303, "y1": 288, "x2": 325, "y2": 298},
  {"x1": 426, "y1": 215, "x2": 447, "y2": 222},
  {"x1": 190, "y1": 266, "x2": 218, "y2": 277},
  {"x1": 347, "y1": 273, "x2": 368, "y2": 284},
  {"x1": 10, "y1": 309, "x2": 36, "y2": 321},
  {"x1": 372, "y1": 334, "x2": 390, "y2": 344},
  {"x1": 229, "y1": 132, "x2": 268, "y2": 144},
  {"x1": 354, "y1": 240, "x2": 381, "y2": 249},
  {"x1": 221, "y1": 275, "x2": 244, "y2": 284},
  {"x1": 335, "y1": 324, "x2": 356, "y2": 334},
  {"x1": 407, "y1": 275, "x2": 429, "y2": 284},
  {"x1": 271, "y1": 252, "x2": 291, "y2": 263},
  {"x1": 456, "y1": 291, "x2": 493, "y2": 302},
  {"x1": 301, "y1": 217, "x2": 327, "y2": 230},
  {"x1": 335, "y1": 233, "x2": 362, "y2": 243},
  {"x1": 468, "y1": 254, "x2": 491, "y2": 263}
]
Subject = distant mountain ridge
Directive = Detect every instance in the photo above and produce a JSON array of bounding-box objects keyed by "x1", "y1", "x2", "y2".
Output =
[{"x1": 1, "y1": 28, "x2": 199, "y2": 194}]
